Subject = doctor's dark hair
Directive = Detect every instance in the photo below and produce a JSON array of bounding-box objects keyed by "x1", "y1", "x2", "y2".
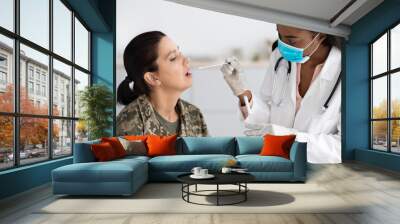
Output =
[
  {"x1": 321, "y1": 34, "x2": 343, "y2": 49},
  {"x1": 271, "y1": 32, "x2": 343, "y2": 52},
  {"x1": 117, "y1": 31, "x2": 166, "y2": 105}
]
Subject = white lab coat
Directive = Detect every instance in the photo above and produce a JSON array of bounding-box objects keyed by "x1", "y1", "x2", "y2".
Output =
[{"x1": 243, "y1": 46, "x2": 342, "y2": 164}]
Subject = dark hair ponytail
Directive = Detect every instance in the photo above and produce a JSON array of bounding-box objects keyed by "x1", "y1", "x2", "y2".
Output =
[{"x1": 117, "y1": 31, "x2": 166, "y2": 105}]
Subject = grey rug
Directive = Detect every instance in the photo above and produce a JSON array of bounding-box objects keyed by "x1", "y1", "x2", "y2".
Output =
[{"x1": 37, "y1": 183, "x2": 362, "y2": 214}]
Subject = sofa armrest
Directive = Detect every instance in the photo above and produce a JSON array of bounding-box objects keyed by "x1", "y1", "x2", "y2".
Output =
[
  {"x1": 73, "y1": 140, "x2": 100, "y2": 163},
  {"x1": 289, "y1": 141, "x2": 307, "y2": 181}
]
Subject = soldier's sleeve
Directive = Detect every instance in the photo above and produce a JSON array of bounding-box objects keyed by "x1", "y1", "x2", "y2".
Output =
[
  {"x1": 198, "y1": 111, "x2": 209, "y2": 137},
  {"x1": 116, "y1": 106, "x2": 144, "y2": 136}
]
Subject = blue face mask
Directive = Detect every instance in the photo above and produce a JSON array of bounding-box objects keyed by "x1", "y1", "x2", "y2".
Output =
[{"x1": 277, "y1": 33, "x2": 321, "y2": 63}]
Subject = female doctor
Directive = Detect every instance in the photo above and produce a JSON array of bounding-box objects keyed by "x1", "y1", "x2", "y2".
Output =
[{"x1": 221, "y1": 25, "x2": 342, "y2": 163}]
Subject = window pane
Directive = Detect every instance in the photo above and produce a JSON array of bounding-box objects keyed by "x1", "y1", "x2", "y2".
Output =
[
  {"x1": 20, "y1": 44, "x2": 49, "y2": 115},
  {"x1": 391, "y1": 72, "x2": 400, "y2": 118},
  {"x1": 53, "y1": 0, "x2": 72, "y2": 60},
  {"x1": 391, "y1": 24, "x2": 400, "y2": 70},
  {"x1": 391, "y1": 120, "x2": 400, "y2": 153},
  {"x1": 0, "y1": 116, "x2": 13, "y2": 170},
  {"x1": 372, "y1": 76, "x2": 387, "y2": 119},
  {"x1": 74, "y1": 69, "x2": 89, "y2": 118},
  {"x1": 74, "y1": 18, "x2": 89, "y2": 70},
  {"x1": 75, "y1": 120, "x2": 88, "y2": 143},
  {"x1": 0, "y1": 35, "x2": 14, "y2": 112},
  {"x1": 372, "y1": 33, "x2": 387, "y2": 76},
  {"x1": 0, "y1": 0, "x2": 14, "y2": 31},
  {"x1": 372, "y1": 121, "x2": 388, "y2": 151},
  {"x1": 20, "y1": 117, "x2": 49, "y2": 165},
  {"x1": 53, "y1": 59, "x2": 72, "y2": 117},
  {"x1": 20, "y1": 0, "x2": 49, "y2": 49},
  {"x1": 53, "y1": 119, "x2": 72, "y2": 158}
]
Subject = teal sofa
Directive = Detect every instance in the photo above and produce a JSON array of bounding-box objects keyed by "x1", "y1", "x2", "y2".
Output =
[{"x1": 52, "y1": 136, "x2": 307, "y2": 196}]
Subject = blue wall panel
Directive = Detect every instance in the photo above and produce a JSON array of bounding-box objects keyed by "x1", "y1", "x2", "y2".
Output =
[
  {"x1": 91, "y1": 0, "x2": 116, "y2": 135},
  {"x1": 345, "y1": 0, "x2": 400, "y2": 170},
  {"x1": 91, "y1": 32, "x2": 115, "y2": 136},
  {"x1": 66, "y1": 0, "x2": 110, "y2": 32},
  {"x1": 0, "y1": 158, "x2": 72, "y2": 199},
  {"x1": 343, "y1": 44, "x2": 370, "y2": 160},
  {"x1": 355, "y1": 148, "x2": 400, "y2": 172},
  {"x1": 92, "y1": 33, "x2": 114, "y2": 88},
  {"x1": 0, "y1": 0, "x2": 116, "y2": 200}
]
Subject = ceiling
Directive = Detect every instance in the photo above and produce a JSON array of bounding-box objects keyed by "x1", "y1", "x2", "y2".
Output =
[
  {"x1": 165, "y1": 0, "x2": 384, "y2": 38},
  {"x1": 228, "y1": 0, "x2": 353, "y2": 23}
]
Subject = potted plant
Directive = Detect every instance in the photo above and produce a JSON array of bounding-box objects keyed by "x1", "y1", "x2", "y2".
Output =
[{"x1": 79, "y1": 84, "x2": 113, "y2": 140}]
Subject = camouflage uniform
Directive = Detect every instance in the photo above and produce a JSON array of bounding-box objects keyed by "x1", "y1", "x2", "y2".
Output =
[{"x1": 116, "y1": 94, "x2": 208, "y2": 137}]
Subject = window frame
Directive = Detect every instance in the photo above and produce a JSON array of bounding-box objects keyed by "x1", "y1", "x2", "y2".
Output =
[
  {"x1": 0, "y1": 71, "x2": 7, "y2": 85},
  {"x1": 0, "y1": 53, "x2": 7, "y2": 68},
  {"x1": 0, "y1": 0, "x2": 92, "y2": 171},
  {"x1": 370, "y1": 20, "x2": 400, "y2": 154},
  {"x1": 0, "y1": 53, "x2": 8, "y2": 89}
]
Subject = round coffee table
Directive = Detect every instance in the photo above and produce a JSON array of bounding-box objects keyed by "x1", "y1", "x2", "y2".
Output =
[{"x1": 177, "y1": 172, "x2": 255, "y2": 206}]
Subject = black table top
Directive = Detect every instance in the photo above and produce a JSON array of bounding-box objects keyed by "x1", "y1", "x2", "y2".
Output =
[{"x1": 177, "y1": 172, "x2": 255, "y2": 185}]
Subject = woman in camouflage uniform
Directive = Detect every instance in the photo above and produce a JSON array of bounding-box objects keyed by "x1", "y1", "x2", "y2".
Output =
[{"x1": 116, "y1": 31, "x2": 208, "y2": 137}]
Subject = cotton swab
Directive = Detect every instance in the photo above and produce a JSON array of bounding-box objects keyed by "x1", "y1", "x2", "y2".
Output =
[
  {"x1": 195, "y1": 62, "x2": 231, "y2": 70},
  {"x1": 195, "y1": 63, "x2": 224, "y2": 70}
]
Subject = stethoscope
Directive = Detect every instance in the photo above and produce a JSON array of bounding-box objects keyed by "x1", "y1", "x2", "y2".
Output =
[
  {"x1": 269, "y1": 56, "x2": 292, "y2": 107},
  {"x1": 267, "y1": 57, "x2": 342, "y2": 111}
]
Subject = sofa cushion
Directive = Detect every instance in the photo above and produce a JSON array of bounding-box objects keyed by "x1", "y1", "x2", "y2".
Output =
[
  {"x1": 148, "y1": 154, "x2": 235, "y2": 172},
  {"x1": 235, "y1": 136, "x2": 263, "y2": 155},
  {"x1": 177, "y1": 137, "x2": 236, "y2": 155},
  {"x1": 52, "y1": 158, "x2": 147, "y2": 183},
  {"x1": 73, "y1": 139, "x2": 100, "y2": 163},
  {"x1": 53, "y1": 163, "x2": 133, "y2": 183},
  {"x1": 114, "y1": 155, "x2": 150, "y2": 164},
  {"x1": 236, "y1": 155, "x2": 293, "y2": 172}
]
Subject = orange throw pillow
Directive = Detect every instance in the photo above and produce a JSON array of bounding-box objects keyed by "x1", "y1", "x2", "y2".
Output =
[
  {"x1": 101, "y1": 137, "x2": 126, "y2": 158},
  {"x1": 124, "y1": 135, "x2": 148, "y2": 141},
  {"x1": 146, "y1": 135, "x2": 177, "y2": 157},
  {"x1": 259, "y1": 134, "x2": 296, "y2": 159},
  {"x1": 91, "y1": 142, "x2": 118, "y2": 161}
]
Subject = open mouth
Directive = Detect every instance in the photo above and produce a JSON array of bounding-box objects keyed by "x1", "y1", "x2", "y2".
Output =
[{"x1": 185, "y1": 71, "x2": 192, "y2": 77}]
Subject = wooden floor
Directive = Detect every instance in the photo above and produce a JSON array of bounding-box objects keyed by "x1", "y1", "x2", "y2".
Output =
[{"x1": 1, "y1": 162, "x2": 400, "y2": 224}]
